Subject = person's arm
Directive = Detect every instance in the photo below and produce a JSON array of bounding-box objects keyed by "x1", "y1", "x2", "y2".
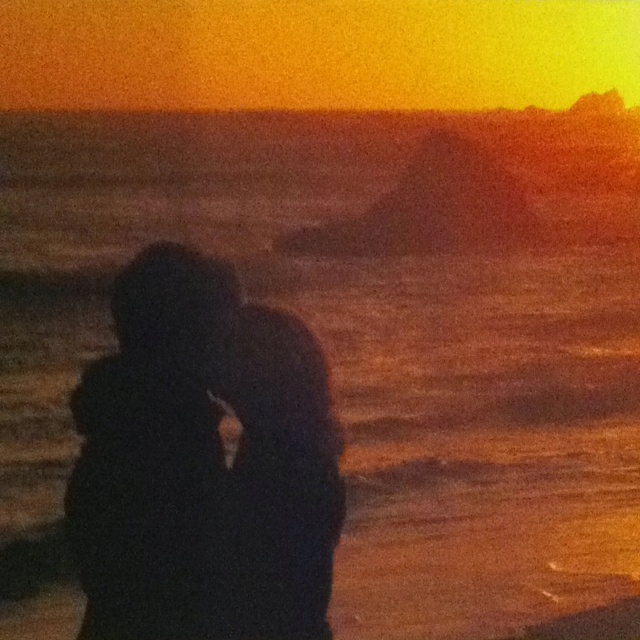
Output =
[{"x1": 275, "y1": 458, "x2": 346, "y2": 636}]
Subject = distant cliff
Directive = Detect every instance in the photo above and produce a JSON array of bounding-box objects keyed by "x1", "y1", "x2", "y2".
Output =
[
  {"x1": 275, "y1": 129, "x2": 545, "y2": 256},
  {"x1": 569, "y1": 89, "x2": 625, "y2": 116}
]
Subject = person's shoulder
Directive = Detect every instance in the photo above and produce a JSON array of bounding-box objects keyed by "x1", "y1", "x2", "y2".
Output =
[
  {"x1": 75, "y1": 355, "x2": 125, "y2": 402},
  {"x1": 80, "y1": 355, "x2": 123, "y2": 386},
  {"x1": 71, "y1": 355, "x2": 125, "y2": 436}
]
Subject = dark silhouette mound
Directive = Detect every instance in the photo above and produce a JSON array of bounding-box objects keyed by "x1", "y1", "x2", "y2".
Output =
[{"x1": 275, "y1": 129, "x2": 544, "y2": 256}]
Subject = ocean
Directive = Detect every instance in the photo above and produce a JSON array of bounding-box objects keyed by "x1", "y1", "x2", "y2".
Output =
[{"x1": 2, "y1": 111, "x2": 640, "y2": 639}]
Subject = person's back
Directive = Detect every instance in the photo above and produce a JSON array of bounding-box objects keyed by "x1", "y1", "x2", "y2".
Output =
[{"x1": 221, "y1": 305, "x2": 346, "y2": 640}]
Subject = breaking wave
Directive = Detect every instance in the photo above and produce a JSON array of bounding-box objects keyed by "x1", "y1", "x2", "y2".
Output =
[
  {"x1": 0, "y1": 521, "x2": 72, "y2": 602},
  {"x1": 0, "y1": 257, "x2": 307, "y2": 302},
  {"x1": 492, "y1": 375, "x2": 640, "y2": 427},
  {"x1": 0, "y1": 268, "x2": 115, "y2": 301},
  {"x1": 345, "y1": 455, "x2": 534, "y2": 500}
]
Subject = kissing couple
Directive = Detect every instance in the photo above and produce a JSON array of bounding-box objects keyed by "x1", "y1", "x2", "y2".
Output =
[{"x1": 65, "y1": 242, "x2": 346, "y2": 640}]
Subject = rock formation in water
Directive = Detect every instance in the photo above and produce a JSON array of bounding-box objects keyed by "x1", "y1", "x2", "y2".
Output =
[
  {"x1": 569, "y1": 89, "x2": 625, "y2": 116},
  {"x1": 275, "y1": 129, "x2": 544, "y2": 256}
]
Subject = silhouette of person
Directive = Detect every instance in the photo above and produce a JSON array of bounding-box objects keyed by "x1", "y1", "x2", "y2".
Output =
[
  {"x1": 219, "y1": 304, "x2": 346, "y2": 640},
  {"x1": 65, "y1": 242, "x2": 243, "y2": 640}
]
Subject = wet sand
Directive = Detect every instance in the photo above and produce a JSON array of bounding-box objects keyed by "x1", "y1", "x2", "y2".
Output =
[
  {"x1": 8, "y1": 478, "x2": 637, "y2": 640},
  {"x1": 3, "y1": 530, "x2": 639, "y2": 640},
  {"x1": 4, "y1": 585, "x2": 640, "y2": 640}
]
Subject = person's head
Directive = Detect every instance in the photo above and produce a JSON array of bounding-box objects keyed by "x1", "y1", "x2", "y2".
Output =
[
  {"x1": 111, "y1": 242, "x2": 243, "y2": 371},
  {"x1": 223, "y1": 304, "x2": 343, "y2": 460}
]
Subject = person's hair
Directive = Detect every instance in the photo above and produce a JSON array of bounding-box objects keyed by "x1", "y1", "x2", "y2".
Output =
[
  {"x1": 227, "y1": 304, "x2": 343, "y2": 460},
  {"x1": 111, "y1": 242, "x2": 242, "y2": 357}
]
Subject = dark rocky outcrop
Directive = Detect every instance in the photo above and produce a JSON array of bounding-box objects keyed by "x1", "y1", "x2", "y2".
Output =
[{"x1": 276, "y1": 129, "x2": 545, "y2": 256}]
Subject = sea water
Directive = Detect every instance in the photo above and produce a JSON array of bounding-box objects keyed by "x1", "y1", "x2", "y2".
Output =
[{"x1": 2, "y1": 113, "x2": 640, "y2": 639}]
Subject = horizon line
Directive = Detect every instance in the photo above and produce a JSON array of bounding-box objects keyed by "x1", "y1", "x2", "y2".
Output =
[{"x1": 2, "y1": 105, "x2": 636, "y2": 117}]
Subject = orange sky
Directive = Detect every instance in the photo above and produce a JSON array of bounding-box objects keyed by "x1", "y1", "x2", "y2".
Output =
[{"x1": 1, "y1": 0, "x2": 639, "y2": 112}]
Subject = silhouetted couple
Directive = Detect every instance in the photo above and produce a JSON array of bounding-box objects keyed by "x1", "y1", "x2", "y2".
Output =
[{"x1": 65, "y1": 243, "x2": 346, "y2": 640}]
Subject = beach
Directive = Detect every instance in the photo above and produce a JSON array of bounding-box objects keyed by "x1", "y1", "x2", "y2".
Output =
[
  {"x1": 3, "y1": 111, "x2": 640, "y2": 639},
  {"x1": 6, "y1": 577, "x2": 640, "y2": 640}
]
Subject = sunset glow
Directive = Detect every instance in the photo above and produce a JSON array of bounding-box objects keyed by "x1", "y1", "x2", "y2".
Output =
[{"x1": 1, "y1": 1, "x2": 640, "y2": 111}]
